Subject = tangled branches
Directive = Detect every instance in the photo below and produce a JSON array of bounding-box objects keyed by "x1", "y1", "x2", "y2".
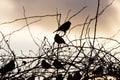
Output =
[{"x1": 0, "y1": 0, "x2": 119, "y2": 80}]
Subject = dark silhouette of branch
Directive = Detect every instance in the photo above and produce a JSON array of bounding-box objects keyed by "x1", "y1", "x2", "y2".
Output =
[
  {"x1": 0, "y1": 0, "x2": 119, "y2": 80},
  {"x1": 64, "y1": 9, "x2": 71, "y2": 22},
  {"x1": 0, "y1": 14, "x2": 61, "y2": 25},
  {"x1": 23, "y1": 6, "x2": 40, "y2": 48},
  {"x1": 68, "y1": 6, "x2": 87, "y2": 21},
  {"x1": 56, "y1": 8, "x2": 61, "y2": 27},
  {"x1": 93, "y1": 0, "x2": 100, "y2": 47},
  {"x1": 68, "y1": 0, "x2": 115, "y2": 33}
]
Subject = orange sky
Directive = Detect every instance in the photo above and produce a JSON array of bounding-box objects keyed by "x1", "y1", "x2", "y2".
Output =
[{"x1": 0, "y1": 0, "x2": 120, "y2": 53}]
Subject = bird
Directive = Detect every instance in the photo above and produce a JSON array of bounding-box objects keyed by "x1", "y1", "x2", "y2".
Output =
[
  {"x1": 0, "y1": 59, "x2": 15, "y2": 76},
  {"x1": 43, "y1": 77, "x2": 51, "y2": 80},
  {"x1": 22, "y1": 61, "x2": 27, "y2": 65},
  {"x1": 53, "y1": 59, "x2": 64, "y2": 69},
  {"x1": 67, "y1": 74, "x2": 72, "y2": 80},
  {"x1": 27, "y1": 75, "x2": 35, "y2": 80},
  {"x1": 88, "y1": 57, "x2": 95, "y2": 64},
  {"x1": 53, "y1": 21, "x2": 71, "y2": 35},
  {"x1": 41, "y1": 60, "x2": 51, "y2": 69},
  {"x1": 56, "y1": 74, "x2": 63, "y2": 80},
  {"x1": 82, "y1": 75, "x2": 90, "y2": 80},
  {"x1": 54, "y1": 34, "x2": 65, "y2": 44},
  {"x1": 93, "y1": 66, "x2": 103, "y2": 75},
  {"x1": 72, "y1": 71, "x2": 82, "y2": 80}
]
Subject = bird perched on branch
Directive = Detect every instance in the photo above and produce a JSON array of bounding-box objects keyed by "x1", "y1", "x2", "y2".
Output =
[
  {"x1": 41, "y1": 60, "x2": 51, "y2": 69},
  {"x1": 82, "y1": 75, "x2": 90, "y2": 80},
  {"x1": 93, "y1": 66, "x2": 103, "y2": 75},
  {"x1": 22, "y1": 61, "x2": 27, "y2": 65},
  {"x1": 27, "y1": 74, "x2": 35, "y2": 80},
  {"x1": 56, "y1": 74, "x2": 63, "y2": 80},
  {"x1": 53, "y1": 21, "x2": 71, "y2": 35},
  {"x1": 0, "y1": 59, "x2": 15, "y2": 76},
  {"x1": 54, "y1": 34, "x2": 65, "y2": 44},
  {"x1": 72, "y1": 71, "x2": 82, "y2": 80},
  {"x1": 53, "y1": 59, "x2": 64, "y2": 69},
  {"x1": 67, "y1": 74, "x2": 72, "y2": 80},
  {"x1": 88, "y1": 57, "x2": 95, "y2": 64}
]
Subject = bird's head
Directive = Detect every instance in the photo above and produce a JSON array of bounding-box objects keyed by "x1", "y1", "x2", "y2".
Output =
[{"x1": 42, "y1": 60, "x2": 46, "y2": 63}]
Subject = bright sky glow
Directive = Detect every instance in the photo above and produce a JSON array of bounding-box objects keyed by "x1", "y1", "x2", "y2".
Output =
[{"x1": 0, "y1": 0, "x2": 120, "y2": 53}]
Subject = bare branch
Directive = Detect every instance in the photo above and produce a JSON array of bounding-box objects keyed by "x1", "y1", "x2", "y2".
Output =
[
  {"x1": 68, "y1": 6, "x2": 87, "y2": 21},
  {"x1": 93, "y1": 0, "x2": 100, "y2": 47},
  {"x1": 22, "y1": 6, "x2": 40, "y2": 48}
]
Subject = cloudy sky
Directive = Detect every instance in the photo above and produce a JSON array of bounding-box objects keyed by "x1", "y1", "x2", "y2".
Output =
[{"x1": 0, "y1": 0, "x2": 120, "y2": 53}]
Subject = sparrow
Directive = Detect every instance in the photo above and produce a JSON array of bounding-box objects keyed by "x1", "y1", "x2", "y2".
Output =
[
  {"x1": 27, "y1": 74, "x2": 35, "y2": 80},
  {"x1": 56, "y1": 74, "x2": 63, "y2": 80},
  {"x1": 41, "y1": 60, "x2": 51, "y2": 69},
  {"x1": 54, "y1": 34, "x2": 65, "y2": 44},
  {"x1": 0, "y1": 59, "x2": 15, "y2": 75},
  {"x1": 53, "y1": 59, "x2": 64, "y2": 69},
  {"x1": 93, "y1": 66, "x2": 103, "y2": 75},
  {"x1": 67, "y1": 74, "x2": 72, "y2": 80},
  {"x1": 72, "y1": 71, "x2": 82, "y2": 80},
  {"x1": 53, "y1": 21, "x2": 71, "y2": 33}
]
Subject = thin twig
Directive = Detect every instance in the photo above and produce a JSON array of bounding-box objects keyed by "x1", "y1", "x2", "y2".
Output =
[
  {"x1": 80, "y1": 16, "x2": 89, "y2": 46},
  {"x1": 68, "y1": 6, "x2": 87, "y2": 21},
  {"x1": 69, "y1": 0, "x2": 115, "y2": 33},
  {"x1": 56, "y1": 8, "x2": 61, "y2": 27},
  {"x1": 0, "y1": 14, "x2": 61, "y2": 25},
  {"x1": 64, "y1": 9, "x2": 71, "y2": 22},
  {"x1": 93, "y1": 0, "x2": 100, "y2": 47},
  {"x1": 23, "y1": 6, "x2": 40, "y2": 48}
]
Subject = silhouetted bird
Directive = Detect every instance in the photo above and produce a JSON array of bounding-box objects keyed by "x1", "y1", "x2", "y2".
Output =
[
  {"x1": 54, "y1": 34, "x2": 65, "y2": 44},
  {"x1": 27, "y1": 75, "x2": 35, "y2": 80},
  {"x1": 107, "y1": 63, "x2": 113, "y2": 71},
  {"x1": 88, "y1": 57, "x2": 95, "y2": 64},
  {"x1": 53, "y1": 59, "x2": 63, "y2": 69},
  {"x1": 82, "y1": 76, "x2": 90, "y2": 80},
  {"x1": 0, "y1": 59, "x2": 15, "y2": 75},
  {"x1": 43, "y1": 77, "x2": 51, "y2": 80},
  {"x1": 41, "y1": 60, "x2": 51, "y2": 69},
  {"x1": 72, "y1": 71, "x2": 82, "y2": 80},
  {"x1": 67, "y1": 74, "x2": 72, "y2": 80},
  {"x1": 93, "y1": 66, "x2": 103, "y2": 75},
  {"x1": 53, "y1": 21, "x2": 71, "y2": 35},
  {"x1": 22, "y1": 61, "x2": 27, "y2": 65},
  {"x1": 56, "y1": 74, "x2": 63, "y2": 80}
]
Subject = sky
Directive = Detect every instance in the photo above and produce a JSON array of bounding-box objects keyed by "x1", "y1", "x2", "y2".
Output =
[{"x1": 0, "y1": 0, "x2": 120, "y2": 54}]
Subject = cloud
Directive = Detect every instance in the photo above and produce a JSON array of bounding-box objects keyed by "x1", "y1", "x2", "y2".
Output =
[
  {"x1": 0, "y1": 0, "x2": 119, "y2": 52},
  {"x1": 0, "y1": 0, "x2": 15, "y2": 15},
  {"x1": 1, "y1": 0, "x2": 120, "y2": 37}
]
